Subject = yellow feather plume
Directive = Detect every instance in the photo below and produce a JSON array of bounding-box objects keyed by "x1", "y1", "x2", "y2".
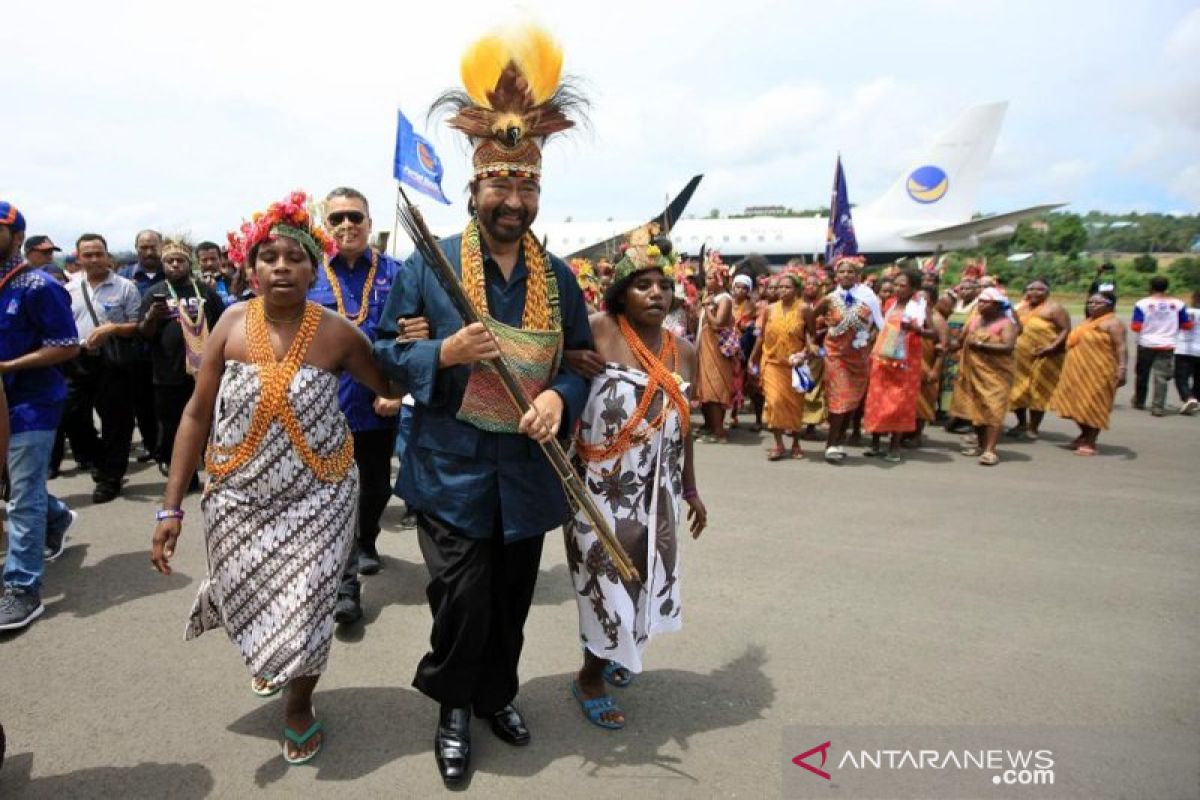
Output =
[
  {"x1": 460, "y1": 34, "x2": 507, "y2": 108},
  {"x1": 460, "y1": 25, "x2": 564, "y2": 108},
  {"x1": 511, "y1": 26, "x2": 563, "y2": 105}
]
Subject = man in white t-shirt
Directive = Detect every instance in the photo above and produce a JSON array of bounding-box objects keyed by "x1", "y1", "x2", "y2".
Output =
[
  {"x1": 1174, "y1": 289, "x2": 1200, "y2": 415},
  {"x1": 1131, "y1": 276, "x2": 1193, "y2": 416}
]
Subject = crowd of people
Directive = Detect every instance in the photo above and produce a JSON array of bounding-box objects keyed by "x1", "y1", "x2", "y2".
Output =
[
  {"x1": 2, "y1": 23, "x2": 1198, "y2": 788},
  {"x1": 562, "y1": 252, "x2": 1194, "y2": 465}
]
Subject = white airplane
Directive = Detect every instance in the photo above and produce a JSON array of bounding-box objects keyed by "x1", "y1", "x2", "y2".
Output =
[{"x1": 540, "y1": 101, "x2": 1064, "y2": 265}]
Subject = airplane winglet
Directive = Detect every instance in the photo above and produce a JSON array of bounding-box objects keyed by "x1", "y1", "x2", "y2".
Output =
[{"x1": 902, "y1": 203, "x2": 1067, "y2": 241}]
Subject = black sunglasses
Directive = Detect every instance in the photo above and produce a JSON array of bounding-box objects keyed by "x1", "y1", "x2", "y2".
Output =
[{"x1": 327, "y1": 211, "x2": 365, "y2": 226}]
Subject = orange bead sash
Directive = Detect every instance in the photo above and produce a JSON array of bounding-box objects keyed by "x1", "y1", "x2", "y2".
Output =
[
  {"x1": 575, "y1": 315, "x2": 690, "y2": 463},
  {"x1": 322, "y1": 249, "x2": 379, "y2": 327},
  {"x1": 205, "y1": 299, "x2": 355, "y2": 483}
]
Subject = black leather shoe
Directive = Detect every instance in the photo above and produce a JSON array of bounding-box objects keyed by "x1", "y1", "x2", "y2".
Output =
[
  {"x1": 357, "y1": 544, "x2": 382, "y2": 576},
  {"x1": 92, "y1": 482, "x2": 121, "y2": 504},
  {"x1": 485, "y1": 704, "x2": 530, "y2": 746},
  {"x1": 333, "y1": 587, "x2": 362, "y2": 625},
  {"x1": 435, "y1": 706, "x2": 471, "y2": 787}
]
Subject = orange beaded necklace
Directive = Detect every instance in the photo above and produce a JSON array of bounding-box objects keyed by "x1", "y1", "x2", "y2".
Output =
[
  {"x1": 576, "y1": 315, "x2": 690, "y2": 463},
  {"x1": 322, "y1": 249, "x2": 378, "y2": 326},
  {"x1": 205, "y1": 298, "x2": 355, "y2": 483}
]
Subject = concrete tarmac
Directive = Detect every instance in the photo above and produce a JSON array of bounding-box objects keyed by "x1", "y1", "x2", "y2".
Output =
[{"x1": 1, "y1": 386, "x2": 1197, "y2": 798}]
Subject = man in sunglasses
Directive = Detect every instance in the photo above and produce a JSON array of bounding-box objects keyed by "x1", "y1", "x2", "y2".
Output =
[{"x1": 310, "y1": 186, "x2": 425, "y2": 627}]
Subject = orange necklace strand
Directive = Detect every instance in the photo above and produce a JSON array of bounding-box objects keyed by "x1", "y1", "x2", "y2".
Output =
[
  {"x1": 322, "y1": 249, "x2": 378, "y2": 326},
  {"x1": 205, "y1": 299, "x2": 355, "y2": 483},
  {"x1": 460, "y1": 219, "x2": 557, "y2": 330},
  {"x1": 576, "y1": 316, "x2": 690, "y2": 463}
]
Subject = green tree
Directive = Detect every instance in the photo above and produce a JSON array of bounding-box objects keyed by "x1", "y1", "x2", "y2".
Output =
[
  {"x1": 1132, "y1": 253, "x2": 1158, "y2": 274},
  {"x1": 1170, "y1": 256, "x2": 1200, "y2": 291},
  {"x1": 1047, "y1": 214, "x2": 1087, "y2": 257}
]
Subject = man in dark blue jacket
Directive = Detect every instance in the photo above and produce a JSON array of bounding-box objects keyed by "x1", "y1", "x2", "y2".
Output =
[{"x1": 374, "y1": 145, "x2": 593, "y2": 789}]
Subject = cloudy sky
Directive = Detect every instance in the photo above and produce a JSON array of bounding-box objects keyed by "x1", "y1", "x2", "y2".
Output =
[{"x1": 5, "y1": 0, "x2": 1197, "y2": 250}]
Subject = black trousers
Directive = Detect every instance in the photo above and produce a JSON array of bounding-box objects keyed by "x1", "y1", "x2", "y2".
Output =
[
  {"x1": 413, "y1": 511, "x2": 545, "y2": 714},
  {"x1": 337, "y1": 427, "x2": 397, "y2": 596},
  {"x1": 63, "y1": 356, "x2": 135, "y2": 485},
  {"x1": 1175, "y1": 353, "x2": 1200, "y2": 402},
  {"x1": 153, "y1": 380, "x2": 194, "y2": 466},
  {"x1": 1133, "y1": 346, "x2": 1174, "y2": 408},
  {"x1": 131, "y1": 359, "x2": 157, "y2": 453}
]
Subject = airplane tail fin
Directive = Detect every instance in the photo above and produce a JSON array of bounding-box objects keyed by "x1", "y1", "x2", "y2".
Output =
[{"x1": 864, "y1": 102, "x2": 1007, "y2": 223}]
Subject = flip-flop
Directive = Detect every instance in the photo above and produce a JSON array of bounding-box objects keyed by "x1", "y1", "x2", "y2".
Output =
[
  {"x1": 885, "y1": 452, "x2": 902, "y2": 464},
  {"x1": 251, "y1": 676, "x2": 281, "y2": 698},
  {"x1": 571, "y1": 681, "x2": 625, "y2": 730},
  {"x1": 282, "y1": 715, "x2": 324, "y2": 765},
  {"x1": 767, "y1": 447, "x2": 787, "y2": 461},
  {"x1": 978, "y1": 452, "x2": 1000, "y2": 466},
  {"x1": 790, "y1": 444, "x2": 804, "y2": 460},
  {"x1": 1074, "y1": 445, "x2": 1097, "y2": 456},
  {"x1": 960, "y1": 447, "x2": 981, "y2": 457},
  {"x1": 602, "y1": 661, "x2": 634, "y2": 688}
]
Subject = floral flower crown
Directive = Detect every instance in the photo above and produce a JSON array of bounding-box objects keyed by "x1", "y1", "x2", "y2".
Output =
[
  {"x1": 226, "y1": 191, "x2": 337, "y2": 267},
  {"x1": 569, "y1": 257, "x2": 602, "y2": 307}
]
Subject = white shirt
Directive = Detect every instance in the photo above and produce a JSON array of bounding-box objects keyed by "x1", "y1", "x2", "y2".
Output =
[
  {"x1": 67, "y1": 271, "x2": 142, "y2": 340},
  {"x1": 1177, "y1": 307, "x2": 1200, "y2": 357}
]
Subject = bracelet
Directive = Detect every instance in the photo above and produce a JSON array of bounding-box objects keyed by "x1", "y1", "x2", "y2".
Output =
[
  {"x1": 155, "y1": 508, "x2": 185, "y2": 521},
  {"x1": 682, "y1": 487, "x2": 699, "y2": 500}
]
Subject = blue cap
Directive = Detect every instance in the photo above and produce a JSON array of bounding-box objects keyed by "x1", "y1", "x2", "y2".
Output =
[{"x1": 0, "y1": 201, "x2": 26, "y2": 233}]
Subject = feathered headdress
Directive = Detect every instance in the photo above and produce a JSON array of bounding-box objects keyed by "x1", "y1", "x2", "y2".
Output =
[{"x1": 432, "y1": 24, "x2": 586, "y2": 181}]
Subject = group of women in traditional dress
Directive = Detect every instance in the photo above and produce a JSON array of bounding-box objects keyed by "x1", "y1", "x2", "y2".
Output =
[{"x1": 678, "y1": 255, "x2": 1129, "y2": 466}]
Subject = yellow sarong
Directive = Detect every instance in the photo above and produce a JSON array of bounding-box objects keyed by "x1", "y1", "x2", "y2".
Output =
[
  {"x1": 1050, "y1": 314, "x2": 1119, "y2": 430},
  {"x1": 951, "y1": 317, "x2": 1015, "y2": 426},
  {"x1": 762, "y1": 301, "x2": 807, "y2": 431},
  {"x1": 1010, "y1": 309, "x2": 1065, "y2": 411}
]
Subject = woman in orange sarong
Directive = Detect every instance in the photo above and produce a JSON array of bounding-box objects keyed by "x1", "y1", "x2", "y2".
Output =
[
  {"x1": 695, "y1": 264, "x2": 735, "y2": 442},
  {"x1": 1008, "y1": 279, "x2": 1070, "y2": 439},
  {"x1": 750, "y1": 274, "x2": 816, "y2": 460},
  {"x1": 912, "y1": 285, "x2": 948, "y2": 447},
  {"x1": 800, "y1": 274, "x2": 828, "y2": 431},
  {"x1": 863, "y1": 270, "x2": 929, "y2": 462},
  {"x1": 1049, "y1": 293, "x2": 1127, "y2": 456},
  {"x1": 951, "y1": 287, "x2": 1017, "y2": 466},
  {"x1": 813, "y1": 258, "x2": 877, "y2": 462}
]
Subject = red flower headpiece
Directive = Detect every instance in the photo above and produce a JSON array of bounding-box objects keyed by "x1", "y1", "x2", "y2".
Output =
[
  {"x1": 833, "y1": 254, "x2": 866, "y2": 269},
  {"x1": 226, "y1": 190, "x2": 337, "y2": 267}
]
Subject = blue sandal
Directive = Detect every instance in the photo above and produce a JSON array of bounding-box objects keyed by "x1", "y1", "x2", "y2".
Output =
[
  {"x1": 282, "y1": 718, "x2": 324, "y2": 765},
  {"x1": 571, "y1": 681, "x2": 625, "y2": 730},
  {"x1": 602, "y1": 661, "x2": 633, "y2": 688}
]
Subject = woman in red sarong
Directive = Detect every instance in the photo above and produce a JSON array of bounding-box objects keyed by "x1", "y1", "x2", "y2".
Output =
[
  {"x1": 863, "y1": 270, "x2": 929, "y2": 462},
  {"x1": 813, "y1": 258, "x2": 877, "y2": 462}
]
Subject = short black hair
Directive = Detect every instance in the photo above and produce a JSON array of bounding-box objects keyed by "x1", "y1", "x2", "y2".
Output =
[
  {"x1": 135, "y1": 229, "x2": 162, "y2": 245},
  {"x1": 1150, "y1": 276, "x2": 1169, "y2": 292},
  {"x1": 76, "y1": 232, "x2": 108, "y2": 251},
  {"x1": 326, "y1": 187, "x2": 370, "y2": 215},
  {"x1": 196, "y1": 241, "x2": 221, "y2": 255},
  {"x1": 896, "y1": 268, "x2": 923, "y2": 292}
]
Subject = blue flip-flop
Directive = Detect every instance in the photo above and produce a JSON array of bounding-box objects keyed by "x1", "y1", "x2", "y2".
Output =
[
  {"x1": 571, "y1": 680, "x2": 625, "y2": 730},
  {"x1": 602, "y1": 661, "x2": 634, "y2": 689},
  {"x1": 282, "y1": 718, "x2": 324, "y2": 765}
]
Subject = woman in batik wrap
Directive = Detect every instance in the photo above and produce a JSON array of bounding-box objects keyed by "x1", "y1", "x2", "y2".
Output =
[
  {"x1": 151, "y1": 192, "x2": 401, "y2": 765},
  {"x1": 565, "y1": 230, "x2": 707, "y2": 729}
]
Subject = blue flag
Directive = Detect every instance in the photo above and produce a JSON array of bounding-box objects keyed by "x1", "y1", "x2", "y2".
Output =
[
  {"x1": 825, "y1": 155, "x2": 858, "y2": 263},
  {"x1": 394, "y1": 109, "x2": 450, "y2": 204}
]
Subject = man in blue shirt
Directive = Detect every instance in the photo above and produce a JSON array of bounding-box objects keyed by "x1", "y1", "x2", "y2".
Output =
[
  {"x1": 308, "y1": 186, "x2": 419, "y2": 625},
  {"x1": 374, "y1": 68, "x2": 594, "y2": 783},
  {"x1": 0, "y1": 201, "x2": 81, "y2": 631}
]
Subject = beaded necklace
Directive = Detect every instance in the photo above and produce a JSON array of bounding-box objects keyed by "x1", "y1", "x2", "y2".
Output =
[
  {"x1": 576, "y1": 315, "x2": 690, "y2": 463},
  {"x1": 0, "y1": 260, "x2": 30, "y2": 294},
  {"x1": 166, "y1": 278, "x2": 208, "y2": 376},
  {"x1": 205, "y1": 298, "x2": 355, "y2": 483},
  {"x1": 460, "y1": 219, "x2": 559, "y2": 330},
  {"x1": 322, "y1": 249, "x2": 379, "y2": 326}
]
